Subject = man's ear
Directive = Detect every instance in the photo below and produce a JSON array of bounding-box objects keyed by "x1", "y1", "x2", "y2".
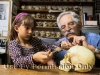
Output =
[{"x1": 14, "y1": 25, "x2": 19, "y2": 32}]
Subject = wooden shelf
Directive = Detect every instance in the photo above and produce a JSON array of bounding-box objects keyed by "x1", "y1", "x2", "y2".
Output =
[
  {"x1": 35, "y1": 18, "x2": 56, "y2": 21},
  {"x1": 20, "y1": 1, "x2": 95, "y2": 6},
  {"x1": 19, "y1": 9, "x2": 48, "y2": 13},
  {"x1": 36, "y1": 26, "x2": 59, "y2": 29}
]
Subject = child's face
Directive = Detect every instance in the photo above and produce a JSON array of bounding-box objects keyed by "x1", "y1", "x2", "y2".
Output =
[{"x1": 16, "y1": 22, "x2": 34, "y2": 40}]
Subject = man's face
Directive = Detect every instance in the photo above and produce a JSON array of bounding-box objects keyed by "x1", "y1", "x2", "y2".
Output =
[{"x1": 59, "y1": 14, "x2": 82, "y2": 39}]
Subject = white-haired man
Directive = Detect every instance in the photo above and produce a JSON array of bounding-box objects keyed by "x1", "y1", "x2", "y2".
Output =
[{"x1": 53, "y1": 11, "x2": 100, "y2": 67}]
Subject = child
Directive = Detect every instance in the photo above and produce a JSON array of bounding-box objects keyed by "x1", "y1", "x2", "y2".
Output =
[{"x1": 8, "y1": 12, "x2": 56, "y2": 69}]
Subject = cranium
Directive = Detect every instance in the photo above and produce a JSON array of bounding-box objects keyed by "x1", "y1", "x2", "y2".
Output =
[
  {"x1": 40, "y1": 6, "x2": 46, "y2": 10},
  {"x1": 47, "y1": 14, "x2": 52, "y2": 19},
  {"x1": 59, "y1": 45, "x2": 95, "y2": 72},
  {"x1": 50, "y1": 31, "x2": 55, "y2": 37},
  {"x1": 56, "y1": 32, "x2": 61, "y2": 38},
  {"x1": 48, "y1": 22, "x2": 53, "y2": 27},
  {"x1": 34, "y1": 31, "x2": 40, "y2": 37},
  {"x1": 51, "y1": 15, "x2": 56, "y2": 19},
  {"x1": 52, "y1": 6, "x2": 58, "y2": 10},
  {"x1": 31, "y1": 14, "x2": 35, "y2": 18},
  {"x1": 46, "y1": 6, "x2": 51, "y2": 10},
  {"x1": 36, "y1": 13, "x2": 41, "y2": 19},
  {"x1": 40, "y1": 31, "x2": 45, "y2": 37},
  {"x1": 46, "y1": 31, "x2": 51, "y2": 37},
  {"x1": 34, "y1": 6, "x2": 40, "y2": 10},
  {"x1": 36, "y1": 22, "x2": 43, "y2": 27},
  {"x1": 27, "y1": 5, "x2": 33, "y2": 9},
  {"x1": 41, "y1": 14, "x2": 46, "y2": 19},
  {"x1": 43, "y1": 21, "x2": 48, "y2": 27},
  {"x1": 21, "y1": 5, "x2": 26, "y2": 9}
]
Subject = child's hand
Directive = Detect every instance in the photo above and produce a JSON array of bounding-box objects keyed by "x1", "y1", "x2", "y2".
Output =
[
  {"x1": 33, "y1": 50, "x2": 53, "y2": 64},
  {"x1": 47, "y1": 59, "x2": 56, "y2": 66}
]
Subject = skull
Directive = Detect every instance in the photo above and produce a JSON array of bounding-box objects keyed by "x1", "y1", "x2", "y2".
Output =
[
  {"x1": 52, "y1": 22, "x2": 57, "y2": 27},
  {"x1": 74, "y1": 6, "x2": 81, "y2": 11},
  {"x1": 36, "y1": 13, "x2": 41, "y2": 19},
  {"x1": 34, "y1": 31, "x2": 40, "y2": 37},
  {"x1": 51, "y1": 15, "x2": 56, "y2": 19},
  {"x1": 59, "y1": 45, "x2": 95, "y2": 72},
  {"x1": 41, "y1": 14, "x2": 46, "y2": 19},
  {"x1": 56, "y1": 32, "x2": 61, "y2": 38},
  {"x1": 21, "y1": 5, "x2": 26, "y2": 9},
  {"x1": 52, "y1": 6, "x2": 58, "y2": 10},
  {"x1": 36, "y1": 22, "x2": 43, "y2": 27},
  {"x1": 40, "y1": 6, "x2": 46, "y2": 10},
  {"x1": 48, "y1": 22, "x2": 53, "y2": 27},
  {"x1": 47, "y1": 14, "x2": 52, "y2": 19},
  {"x1": 31, "y1": 14, "x2": 35, "y2": 18},
  {"x1": 34, "y1": 6, "x2": 40, "y2": 10},
  {"x1": 50, "y1": 31, "x2": 55, "y2": 37},
  {"x1": 26, "y1": 5, "x2": 33, "y2": 9},
  {"x1": 58, "y1": 6, "x2": 63, "y2": 10},
  {"x1": 40, "y1": 31, "x2": 45, "y2": 37},
  {"x1": 43, "y1": 21, "x2": 48, "y2": 27},
  {"x1": 46, "y1": 6, "x2": 51, "y2": 10},
  {"x1": 46, "y1": 31, "x2": 51, "y2": 37}
]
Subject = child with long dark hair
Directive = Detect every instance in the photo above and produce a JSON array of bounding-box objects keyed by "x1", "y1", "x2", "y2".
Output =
[{"x1": 8, "y1": 13, "x2": 56, "y2": 69}]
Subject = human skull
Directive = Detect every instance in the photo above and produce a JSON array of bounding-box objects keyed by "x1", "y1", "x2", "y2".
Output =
[
  {"x1": 36, "y1": 22, "x2": 43, "y2": 27},
  {"x1": 36, "y1": 13, "x2": 41, "y2": 19},
  {"x1": 34, "y1": 31, "x2": 40, "y2": 37},
  {"x1": 47, "y1": 14, "x2": 52, "y2": 19},
  {"x1": 26, "y1": 5, "x2": 33, "y2": 9},
  {"x1": 74, "y1": 6, "x2": 81, "y2": 11},
  {"x1": 40, "y1": 6, "x2": 46, "y2": 10},
  {"x1": 56, "y1": 32, "x2": 61, "y2": 38},
  {"x1": 34, "y1": 6, "x2": 40, "y2": 10},
  {"x1": 21, "y1": 5, "x2": 26, "y2": 9},
  {"x1": 46, "y1": 31, "x2": 51, "y2": 37},
  {"x1": 43, "y1": 21, "x2": 48, "y2": 27},
  {"x1": 51, "y1": 15, "x2": 56, "y2": 19},
  {"x1": 58, "y1": 6, "x2": 63, "y2": 10},
  {"x1": 41, "y1": 14, "x2": 46, "y2": 19},
  {"x1": 50, "y1": 31, "x2": 55, "y2": 37},
  {"x1": 59, "y1": 45, "x2": 95, "y2": 72},
  {"x1": 48, "y1": 22, "x2": 53, "y2": 27},
  {"x1": 31, "y1": 14, "x2": 35, "y2": 18},
  {"x1": 52, "y1": 6, "x2": 58, "y2": 10},
  {"x1": 40, "y1": 31, "x2": 45, "y2": 37},
  {"x1": 46, "y1": 6, "x2": 51, "y2": 10},
  {"x1": 52, "y1": 22, "x2": 57, "y2": 27}
]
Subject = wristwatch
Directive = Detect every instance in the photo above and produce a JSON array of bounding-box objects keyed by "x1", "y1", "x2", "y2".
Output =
[{"x1": 95, "y1": 47, "x2": 100, "y2": 53}]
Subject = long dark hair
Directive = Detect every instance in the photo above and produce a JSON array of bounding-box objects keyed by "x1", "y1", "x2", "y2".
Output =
[{"x1": 9, "y1": 13, "x2": 36, "y2": 41}]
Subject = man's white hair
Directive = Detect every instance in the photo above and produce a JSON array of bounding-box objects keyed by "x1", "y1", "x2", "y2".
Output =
[{"x1": 57, "y1": 11, "x2": 80, "y2": 30}]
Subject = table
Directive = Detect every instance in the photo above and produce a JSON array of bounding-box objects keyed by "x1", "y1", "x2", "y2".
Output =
[{"x1": 0, "y1": 65, "x2": 100, "y2": 75}]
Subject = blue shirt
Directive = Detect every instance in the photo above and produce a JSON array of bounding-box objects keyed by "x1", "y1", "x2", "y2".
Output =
[{"x1": 54, "y1": 32, "x2": 100, "y2": 67}]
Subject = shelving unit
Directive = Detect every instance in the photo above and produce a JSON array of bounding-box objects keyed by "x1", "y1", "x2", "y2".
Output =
[{"x1": 18, "y1": 0, "x2": 96, "y2": 39}]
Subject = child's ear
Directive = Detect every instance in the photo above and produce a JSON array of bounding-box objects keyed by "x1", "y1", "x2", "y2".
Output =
[{"x1": 14, "y1": 25, "x2": 19, "y2": 32}]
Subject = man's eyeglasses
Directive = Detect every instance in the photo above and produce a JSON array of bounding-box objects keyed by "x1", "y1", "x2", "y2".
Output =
[{"x1": 61, "y1": 21, "x2": 76, "y2": 30}]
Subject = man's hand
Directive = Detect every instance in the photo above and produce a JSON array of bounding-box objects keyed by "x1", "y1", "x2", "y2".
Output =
[
  {"x1": 60, "y1": 41, "x2": 73, "y2": 50},
  {"x1": 68, "y1": 35, "x2": 95, "y2": 52}
]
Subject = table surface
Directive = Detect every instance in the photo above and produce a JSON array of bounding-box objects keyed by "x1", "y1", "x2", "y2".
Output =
[{"x1": 0, "y1": 65, "x2": 100, "y2": 75}]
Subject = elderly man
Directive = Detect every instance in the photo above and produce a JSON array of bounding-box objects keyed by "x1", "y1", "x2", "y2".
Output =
[{"x1": 53, "y1": 11, "x2": 100, "y2": 67}]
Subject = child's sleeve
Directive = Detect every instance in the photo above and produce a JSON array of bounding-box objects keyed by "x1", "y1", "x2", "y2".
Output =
[{"x1": 8, "y1": 41, "x2": 34, "y2": 69}]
